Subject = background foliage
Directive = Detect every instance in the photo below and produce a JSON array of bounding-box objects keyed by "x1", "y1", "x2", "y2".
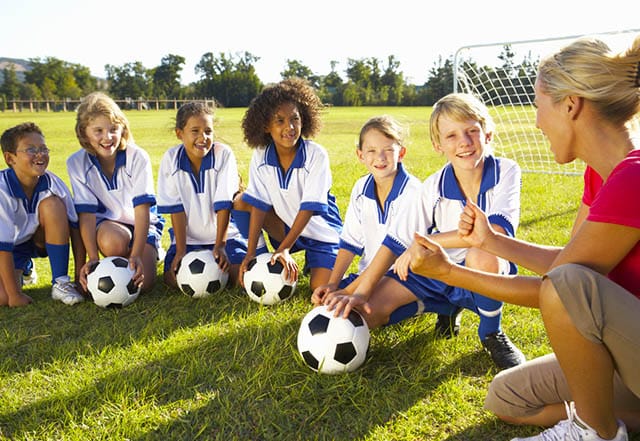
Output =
[{"x1": 0, "y1": 45, "x2": 535, "y2": 107}]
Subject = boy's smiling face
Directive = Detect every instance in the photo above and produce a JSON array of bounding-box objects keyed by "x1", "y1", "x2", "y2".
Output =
[
  {"x1": 434, "y1": 116, "x2": 491, "y2": 171},
  {"x1": 4, "y1": 131, "x2": 50, "y2": 181}
]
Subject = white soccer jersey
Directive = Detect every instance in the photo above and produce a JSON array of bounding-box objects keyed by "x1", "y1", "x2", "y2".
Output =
[
  {"x1": 384, "y1": 156, "x2": 521, "y2": 263},
  {"x1": 340, "y1": 163, "x2": 422, "y2": 273},
  {"x1": 157, "y1": 143, "x2": 243, "y2": 245},
  {"x1": 242, "y1": 139, "x2": 342, "y2": 244},
  {"x1": 66, "y1": 144, "x2": 162, "y2": 229},
  {"x1": 0, "y1": 168, "x2": 77, "y2": 250}
]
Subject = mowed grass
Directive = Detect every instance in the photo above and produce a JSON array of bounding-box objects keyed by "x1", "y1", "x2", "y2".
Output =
[{"x1": 0, "y1": 107, "x2": 623, "y2": 441}]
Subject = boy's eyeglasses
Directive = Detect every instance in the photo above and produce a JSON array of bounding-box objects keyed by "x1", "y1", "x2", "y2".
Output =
[{"x1": 16, "y1": 147, "x2": 50, "y2": 156}]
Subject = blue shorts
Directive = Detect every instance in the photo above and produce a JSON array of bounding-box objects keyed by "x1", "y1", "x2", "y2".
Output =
[
  {"x1": 13, "y1": 239, "x2": 47, "y2": 272},
  {"x1": 338, "y1": 272, "x2": 359, "y2": 289},
  {"x1": 385, "y1": 269, "x2": 482, "y2": 315},
  {"x1": 268, "y1": 231, "x2": 338, "y2": 271},
  {"x1": 163, "y1": 239, "x2": 247, "y2": 274}
]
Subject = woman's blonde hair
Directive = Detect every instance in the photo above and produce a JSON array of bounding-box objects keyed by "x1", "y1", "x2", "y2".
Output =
[{"x1": 537, "y1": 34, "x2": 640, "y2": 126}]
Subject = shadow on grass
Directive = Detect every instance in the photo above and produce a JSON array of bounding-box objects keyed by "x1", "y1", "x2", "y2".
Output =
[
  {"x1": 0, "y1": 283, "x2": 259, "y2": 375},
  {"x1": 519, "y1": 207, "x2": 577, "y2": 230},
  {"x1": 0, "y1": 292, "x2": 504, "y2": 441}
]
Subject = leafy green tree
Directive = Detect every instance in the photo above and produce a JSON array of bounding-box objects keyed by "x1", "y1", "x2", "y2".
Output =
[
  {"x1": 381, "y1": 55, "x2": 404, "y2": 105},
  {"x1": 423, "y1": 56, "x2": 455, "y2": 105},
  {"x1": 0, "y1": 65, "x2": 20, "y2": 100},
  {"x1": 281, "y1": 59, "x2": 320, "y2": 88},
  {"x1": 318, "y1": 60, "x2": 344, "y2": 105},
  {"x1": 24, "y1": 57, "x2": 88, "y2": 99},
  {"x1": 152, "y1": 54, "x2": 185, "y2": 99},
  {"x1": 195, "y1": 51, "x2": 262, "y2": 107},
  {"x1": 106, "y1": 62, "x2": 151, "y2": 100}
]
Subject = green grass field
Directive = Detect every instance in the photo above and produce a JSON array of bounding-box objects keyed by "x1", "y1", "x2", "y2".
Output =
[{"x1": 1, "y1": 107, "x2": 625, "y2": 441}]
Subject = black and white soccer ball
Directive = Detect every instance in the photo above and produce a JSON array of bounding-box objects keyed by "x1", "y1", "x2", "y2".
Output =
[
  {"x1": 87, "y1": 256, "x2": 140, "y2": 308},
  {"x1": 243, "y1": 253, "x2": 297, "y2": 305},
  {"x1": 176, "y1": 249, "x2": 228, "y2": 299},
  {"x1": 297, "y1": 305, "x2": 370, "y2": 374}
]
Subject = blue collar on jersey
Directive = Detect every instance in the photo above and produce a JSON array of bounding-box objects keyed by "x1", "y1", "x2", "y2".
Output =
[
  {"x1": 362, "y1": 162, "x2": 412, "y2": 223},
  {"x1": 362, "y1": 161, "x2": 410, "y2": 202},
  {"x1": 88, "y1": 149, "x2": 127, "y2": 189},
  {"x1": 4, "y1": 168, "x2": 51, "y2": 212},
  {"x1": 264, "y1": 138, "x2": 306, "y2": 169},
  {"x1": 177, "y1": 144, "x2": 215, "y2": 174},
  {"x1": 264, "y1": 138, "x2": 307, "y2": 189},
  {"x1": 177, "y1": 144, "x2": 215, "y2": 194},
  {"x1": 439, "y1": 155, "x2": 500, "y2": 202}
]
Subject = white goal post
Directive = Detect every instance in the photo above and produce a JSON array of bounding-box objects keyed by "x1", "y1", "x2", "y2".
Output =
[{"x1": 453, "y1": 29, "x2": 640, "y2": 175}]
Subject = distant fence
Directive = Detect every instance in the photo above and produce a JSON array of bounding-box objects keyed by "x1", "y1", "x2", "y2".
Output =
[{"x1": 0, "y1": 98, "x2": 218, "y2": 112}]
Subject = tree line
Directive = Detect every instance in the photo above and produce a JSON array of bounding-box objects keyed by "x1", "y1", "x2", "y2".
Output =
[{"x1": 0, "y1": 47, "x2": 534, "y2": 108}]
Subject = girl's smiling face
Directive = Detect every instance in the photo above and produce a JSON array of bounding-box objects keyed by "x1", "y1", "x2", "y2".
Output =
[
  {"x1": 357, "y1": 128, "x2": 405, "y2": 181},
  {"x1": 176, "y1": 113, "x2": 214, "y2": 170},
  {"x1": 85, "y1": 114, "x2": 123, "y2": 161},
  {"x1": 265, "y1": 101, "x2": 302, "y2": 152}
]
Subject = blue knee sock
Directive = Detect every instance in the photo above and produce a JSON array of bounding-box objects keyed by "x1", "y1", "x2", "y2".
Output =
[
  {"x1": 387, "y1": 301, "x2": 421, "y2": 325},
  {"x1": 474, "y1": 294, "x2": 503, "y2": 339},
  {"x1": 45, "y1": 243, "x2": 70, "y2": 282}
]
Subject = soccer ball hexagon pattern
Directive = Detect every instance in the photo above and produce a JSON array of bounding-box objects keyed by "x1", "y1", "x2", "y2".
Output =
[
  {"x1": 86, "y1": 256, "x2": 140, "y2": 308},
  {"x1": 297, "y1": 305, "x2": 370, "y2": 374},
  {"x1": 176, "y1": 249, "x2": 229, "y2": 299},
  {"x1": 243, "y1": 253, "x2": 297, "y2": 305}
]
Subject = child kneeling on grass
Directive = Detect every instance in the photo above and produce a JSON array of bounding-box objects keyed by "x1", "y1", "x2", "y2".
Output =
[{"x1": 0, "y1": 122, "x2": 84, "y2": 306}]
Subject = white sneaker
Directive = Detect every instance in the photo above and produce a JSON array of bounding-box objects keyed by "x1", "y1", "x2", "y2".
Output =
[
  {"x1": 51, "y1": 276, "x2": 84, "y2": 305},
  {"x1": 511, "y1": 402, "x2": 627, "y2": 441},
  {"x1": 22, "y1": 266, "x2": 37, "y2": 285}
]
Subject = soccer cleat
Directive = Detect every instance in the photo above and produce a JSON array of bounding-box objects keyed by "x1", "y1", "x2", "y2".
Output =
[
  {"x1": 481, "y1": 331, "x2": 526, "y2": 370},
  {"x1": 511, "y1": 401, "x2": 628, "y2": 441},
  {"x1": 22, "y1": 266, "x2": 38, "y2": 286},
  {"x1": 434, "y1": 307, "x2": 463, "y2": 339},
  {"x1": 51, "y1": 276, "x2": 84, "y2": 305}
]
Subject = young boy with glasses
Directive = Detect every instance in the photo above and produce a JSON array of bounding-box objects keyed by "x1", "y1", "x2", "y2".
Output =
[{"x1": 0, "y1": 122, "x2": 84, "y2": 306}]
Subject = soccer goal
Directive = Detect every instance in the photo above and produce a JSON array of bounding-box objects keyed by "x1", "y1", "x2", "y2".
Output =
[{"x1": 453, "y1": 29, "x2": 640, "y2": 175}]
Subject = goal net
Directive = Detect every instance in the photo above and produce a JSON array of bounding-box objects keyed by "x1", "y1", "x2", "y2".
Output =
[{"x1": 453, "y1": 29, "x2": 639, "y2": 175}]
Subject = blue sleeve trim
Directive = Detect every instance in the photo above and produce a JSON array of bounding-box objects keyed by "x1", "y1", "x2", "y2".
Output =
[
  {"x1": 133, "y1": 194, "x2": 156, "y2": 207},
  {"x1": 158, "y1": 204, "x2": 184, "y2": 214},
  {"x1": 213, "y1": 200, "x2": 233, "y2": 212},
  {"x1": 382, "y1": 235, "x2": 405, "y2": 256},
  {"x1": 339, "y1": 239, "x2": 363, "y2": 256},
  {"x1": 75, "y1": 203, "x2": 98, "y2": 214},
  {"x1": 300, "y1": 201, "x2": 328, "y2": 215},
  {"x1": 69, "y1": 221, "x2": 79, "y2": 229},
  {"x1": 0, "y1": 242, "x2": 13, "y2": 252},
  {"x1": 241, "y1": 193, "x2": 272, "y2": 212},
  {"x1": 488, "y1": 214, "x2": 515, "y2": 237}
]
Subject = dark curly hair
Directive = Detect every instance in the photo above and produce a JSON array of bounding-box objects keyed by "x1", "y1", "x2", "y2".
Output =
[{"x1": 241, "y1": 77, "x2": 325, "y2": 148}]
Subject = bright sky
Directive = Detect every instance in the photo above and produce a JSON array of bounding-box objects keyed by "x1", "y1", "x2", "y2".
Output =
[{"x1": 3, "y1": 0, "x2": 639, "y2": 86}]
